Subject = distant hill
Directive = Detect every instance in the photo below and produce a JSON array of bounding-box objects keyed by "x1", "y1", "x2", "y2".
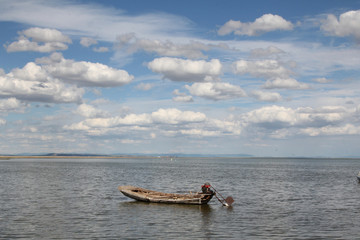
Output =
[
  {"x1": 1, "y1": 152, "x2": 254, "y2": 158},
  {"x1": 44, "y1": 153, "x2": 109, "y2": 157}
]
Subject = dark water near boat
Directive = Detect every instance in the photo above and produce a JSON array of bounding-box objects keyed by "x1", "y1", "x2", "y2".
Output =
[{"x1": 1, "y1": 157, "x2": 360, "y2": 239}]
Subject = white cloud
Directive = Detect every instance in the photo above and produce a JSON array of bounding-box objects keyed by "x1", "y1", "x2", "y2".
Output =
[
  {"x1": 0, "y1": 98, "x2": 27, "y2": 113},
  {"x1": 151, "y1": 108, "x2": 206, "y2": 124},
  {"x1": 186, "y1": 82, "x2": 246, "y2": 101},
  {"x1": 263, "y1": 77, "x2": 310, "y2": 90},
  {"x1": 172, "y1": 89, "x2": 193, "y2": 102},
  {"x1": 245, "y1": 105, "x2": 299, "y2": 126},
  {"x1": 5, "y1": 27, "x2": 71, "y2": 52},
  {"x1": 80, "y1": 37, "x2": 98, "y2": 47},
  {"x1": 242, "y1": 105, "x2": 354, "y2": 137},
  {"x1": 75, "y1": 104, "x2": 108, "y2": 118},
  {"x1": 251, "y1": 90, "x2": 282, "y2": 102},
  {"x1": 0, "y1": 77, "x2": 83, "y2": 103},
  {"x1": 85, "y1": 114, "x2": 152, "y2": 128},
  {"x1": 0, "y1": 62, "x2": 83, "y2": 103},
  {"x1": 0, "y1": 52, "x2": 133, "y2": 103},
  {"x1": 22, "y1": 27, "x2": 72, "y2": 43},
  {"x1": 5, "y1": 38, "x2": 69, "y2": 53},
  {"x1": 232, "y1": 59, "x2": 310, "y2": 90},
  {"x1": 80, "y1": 37, "x2": 109, "y2": 52},
  {"x1": 250, "y1": 46, "x2": 285, "y2": 58},
  {"x1": 321, "y1": 10, "x2": 360, "y2": 41},
  {"x1": 116, "y1": 33, "x2": 210, "y2": 59},
  {"x1": 148, "y1": 57, "x2": 222, "y2": 82},
  {"x1": 62, "y1": 103, "x2": 360, "y2": 145},
  {"x1": 38, "y1": 53, "x2": 134, "y2": 87},
  {"x1": 312, "y1": 77, "x2": 333, "y2": 83},
  {"x1": 0, "y1": 1, "x2": 193, "y2": 42},
  {"x1": 135, "y1": 83, "x2": 154, "y2": 91},
  {"x1": 218, "y1": 14, "x2": 293, "y2": 36},
  {"x1": 180, "y1": 129, "x2": 220, "y2": 137},
  {"x1": 93, "y1": 46, "x2": 109, "y2": 52},
  {"x1": 301, "y1": 124, "x2": 360, "y2": 137},
  {"x1": 172, "y1": 95, "x2": 194, "y2": 102},
  {"x1": 11, "y1": 62, "x2": 49, "y2": 82},
  {"x1": 233, "y1": 59, "x2": 292, "y2": 79},
  {"x1": 64, "y1": 107, "x2": 247, "y2": 140},
  {"x1": 65, "y1": 108, "x2": 207, "y2": 131},
  {"x1": 208, "y1": 118, "x2": 243, "y2": 135}
]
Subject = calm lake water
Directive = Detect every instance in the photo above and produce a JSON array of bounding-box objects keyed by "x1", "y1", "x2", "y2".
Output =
[{"x1": 1, "y1": 157, "x2": 360, "y2": 239}]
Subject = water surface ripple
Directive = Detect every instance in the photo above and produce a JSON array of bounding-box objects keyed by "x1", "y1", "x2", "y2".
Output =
[{"x1": 1, "y1": 157, "x2": 360, "y2": 239}]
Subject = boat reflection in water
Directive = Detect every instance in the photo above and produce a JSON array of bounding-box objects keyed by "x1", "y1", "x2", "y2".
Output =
[{"x1": 118, "y1": 200, "x2": 215, "y2": 238}]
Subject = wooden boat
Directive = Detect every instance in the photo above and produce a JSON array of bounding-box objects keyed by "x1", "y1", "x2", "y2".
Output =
[{"x1": 118, "y1": 185, "x2": 214, "y2": 205}]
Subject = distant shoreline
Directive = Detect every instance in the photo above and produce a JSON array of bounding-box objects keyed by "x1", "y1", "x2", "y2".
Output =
[
  {"x1": 0, "y1": 155, "x2": 160, "y2": 160},
  {"x1": 1, "y1": 155, "x2": 360, "y2": 160}
]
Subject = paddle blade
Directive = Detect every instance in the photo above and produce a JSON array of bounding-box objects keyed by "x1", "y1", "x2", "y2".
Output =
[{"x1": 225, "y1": 196, "x2": 234, "y2": 206}]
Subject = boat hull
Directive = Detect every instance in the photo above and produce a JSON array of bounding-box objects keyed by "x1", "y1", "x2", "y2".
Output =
[{"x1": 118, "y1": 186, "x2": 214, "y2": 205}]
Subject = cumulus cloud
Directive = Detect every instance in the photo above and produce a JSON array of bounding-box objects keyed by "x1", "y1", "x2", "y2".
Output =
[
  {"x1": 148, "y1": 57, "x2": 222, "y2": 82},
  {"x1": 0, "y1": 98, "x2": 27, "y2": 113},
  {"x1": 0, "y1": 62, "x2": 83, "y2": 103},
  {"x1": 218, "y1": 14, "x2": 293, "y2": 36},
  {"x1": 251, "y1": 90, "x2": 282, "y2": 102},
  {"x1": 64, "y1": 104, "x2": 359, "y2": 141},
  {"x1": 233, "y1": 59, "x2": 292, "y2": 79},
  {"x1": 75, "y1": 104, "x2": 108, "y2": 118},
  {"x1": 5, "y1": 38, "x2": 69, "y2": 53},
  {"x1": 65, "y1": 108, "x2": 206, "y2": 131},
  {"x1": 172, "y1": 95, "x2": 194, "y2": 103},
  {"x1": 151, "y1": 108, "x2": 206, "y2": 124},
  {"x1": 64, "y1": 107, "x2": 246, "y2": 139},
  {"x1": 0, "y1": 53, "x2": 133, "y2": 103},
  {"x1": 321, "y1": 10, "x2": 360, "y2": 41},
  {"x1": 23, "y1": 27, "x2": 71, "y2": 43},
  {"x1": 245, "y1": 105, "x2": 299, "y2": 127},
  {"x1": 5, "y1": 27, "x2": 71, "y2": 52},
  {"x1": 37, "y1": 53, "x2": 134, "y2": 87},
  {"x1": 11, "y1": 62, "x2": 50, "y2": 82},
  {"x1": 208, "y1": 118, "x2": 243, "y2": 135},
  {"x1": 242, "y1": 105, "x2": 353, "y2": 137},
  {"x1": 263, "y1": 78, "x2": 309, "y2": 90},
  {"x1": 172, "y1": 89, "x2": 193, "y2": 102},
  {"x1": 301, "y1": 124, "x2": 360, "y2": 136},
  {"x1": 186, "y1": 82, "x2": 246, "y2": 101},
  {"x1": 233, "y1": 59, "x2": 309, "y2": 90},
  {"x1": 180, "y1": 129, "x2": 220, "y2": 137}
]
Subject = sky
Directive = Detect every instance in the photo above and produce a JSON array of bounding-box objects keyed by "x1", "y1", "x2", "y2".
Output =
[{"x1": 1, "y1": 0, "x2": 360, "y2": 157}]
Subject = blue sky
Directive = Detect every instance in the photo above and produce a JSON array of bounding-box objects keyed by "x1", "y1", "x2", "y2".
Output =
[{"x1": 1, "y1": 0, "x2": 360, "y2": 157}]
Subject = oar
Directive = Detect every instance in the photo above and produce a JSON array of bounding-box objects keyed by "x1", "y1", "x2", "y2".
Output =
[
  {"x1": 211, "y1": 186, "x2": 234, "y2": 207},
  {"x1": 214, "y1": 193, "x2": 226, "y2": 206}
]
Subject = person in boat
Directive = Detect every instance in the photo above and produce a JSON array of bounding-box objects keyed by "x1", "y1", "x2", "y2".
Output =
[{"x1": 201, "y1": 182, "x2": 214, "y2": 195}]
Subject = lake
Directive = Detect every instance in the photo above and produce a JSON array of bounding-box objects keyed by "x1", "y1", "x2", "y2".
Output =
[{"x1": 1, "y1": 157, "x2": 360, "y2": 239}]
